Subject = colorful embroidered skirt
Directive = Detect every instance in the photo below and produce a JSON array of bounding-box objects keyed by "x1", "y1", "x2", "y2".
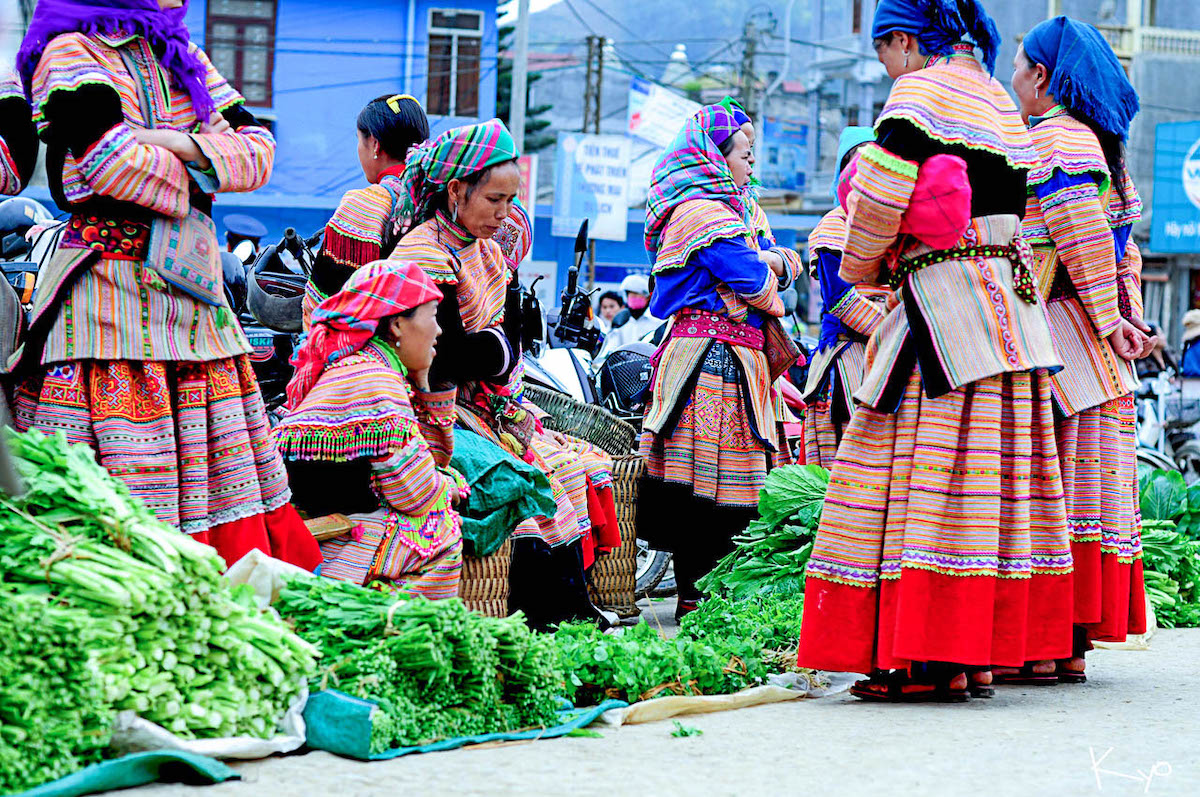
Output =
[
  {"x1": 639, "y1": 341, "x2": 771, "y2": 508},
  {"x1": 455, "y1": 402, "x2": 584, "y2": 548},
  {"x1": 802, "y1": 396, "x2": 839, "y2": 469},
  {"x1": 319, "y1": 510, "x2": 464, "y2": 599},
  {"x1": 798, "y1": 369, "x2": 1074, "y2": 673},
  {"x1": 1055, "y1": 395, "x2": 1147, "y2": 642},
  {"x1": 13, "y1": 355, "x2": 321, "y2": 571},
  {"x1": 802, "y1": 341, "x2": 868, "y2": 469}
]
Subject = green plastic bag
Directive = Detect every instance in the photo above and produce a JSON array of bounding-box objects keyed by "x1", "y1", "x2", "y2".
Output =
[
  {"x1": 450, "y1": 428, "x2": 557, "y2": 556},
  {"x1": 303, "y1": 690, "x2": 625, "y2": 761},
  {"x1": 18, "y1": 751, "x2": 238, "y2": 797}
]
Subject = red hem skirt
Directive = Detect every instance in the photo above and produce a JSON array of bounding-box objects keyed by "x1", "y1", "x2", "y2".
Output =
[
  {"x1": 13, "y1": 355, "x2": 322, "y2": 571},
  {"x1": 798, "y1": 369, "x2": 1074, "y2": 673},
  {"x1": 1055, "y1": 395, "x2": 1147, "y2": 642}
]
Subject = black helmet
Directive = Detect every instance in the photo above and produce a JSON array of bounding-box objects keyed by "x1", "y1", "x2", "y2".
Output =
[
  {"x1": 246, "y1": 243, "x2": 305, "y2": 333},
  {"x1": 598, "y1": 341, "x2": 655, "y2": 417},
  {"x1": 220, "y1": 251, "x2": 248, "y2": 316}
]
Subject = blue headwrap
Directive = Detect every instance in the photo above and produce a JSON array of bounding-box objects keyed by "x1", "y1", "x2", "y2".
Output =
[
  {"x1": 832, "y1": 126, "x2": 875, "y2": 195},
  {"x1": 871, "y1": 0, "x2": 1000, "y2": 75},
  {"x1": 1022, "y1": 16, "x2": 1139, "y2": 141}
]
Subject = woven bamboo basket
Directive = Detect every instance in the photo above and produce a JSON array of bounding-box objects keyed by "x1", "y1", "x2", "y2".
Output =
[
  {"x1": 459, "y1": 538, "x2": 513, "y2": 618},
  {"x1": 587, "y1": 454, "x2": 644, "y2": 617},
  {"x1": 523, "y1": 384, "x2": 636, "y2": 457}
]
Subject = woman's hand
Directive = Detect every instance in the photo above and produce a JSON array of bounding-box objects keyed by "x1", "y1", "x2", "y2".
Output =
[
  {"x1": 1106, "y1": 319, "x2": 1149, "y2": 362},
  {"x1": 201, "y1": 112, "x2": 231, "y2": 135},
  {"x1": 410, "y1": 367, "x2": 432, "y2": 392},
  {"x1": 1126, "y1": 315, "x2": 1160, "y2": 359},
  {"x1": 759, "y1": 249, "x2": 785, "y2": 277}
]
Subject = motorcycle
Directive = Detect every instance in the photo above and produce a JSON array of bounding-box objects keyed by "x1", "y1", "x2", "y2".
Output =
[{"x1": 1136, "y1": 369, "x2": 1200, "y2": 483}]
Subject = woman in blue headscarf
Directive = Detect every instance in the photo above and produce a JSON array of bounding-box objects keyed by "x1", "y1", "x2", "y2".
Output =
[
  {"x1": 800, "y1": 126, "x2": 892, "y2": 468},
  {"x1": 1010, "y1": 15, "x2": 1152, "y2": 684},
  {"x1": 797, "y1": 0, "x2": 1073, "y2": 702}
]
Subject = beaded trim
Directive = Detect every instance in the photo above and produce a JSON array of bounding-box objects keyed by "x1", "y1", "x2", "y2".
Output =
[{"x1": 888, "y1": 241, "x2": 1039, "y2": 304}]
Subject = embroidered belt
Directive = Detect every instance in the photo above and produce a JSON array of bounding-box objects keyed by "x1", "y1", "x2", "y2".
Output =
[
  {"x1": 889, "y1": 240, "x2": 1039, "y2": 303},
  {"x1": 672, "y1": 309, "x2": 765, "y2": 350},
  {"x1": 60, "y1": 215, "x2": 152, "y2": 261}
]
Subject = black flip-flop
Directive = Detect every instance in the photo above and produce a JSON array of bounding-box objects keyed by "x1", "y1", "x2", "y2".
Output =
[
  {"x1": 849, "y1": 672, "x2": 970, "y2": 703},
  {"x1": 991, "y1": 664, "x2": 1059, "y2": 686}
]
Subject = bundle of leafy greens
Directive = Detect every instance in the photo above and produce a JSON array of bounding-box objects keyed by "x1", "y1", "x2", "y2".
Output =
[
  {"x1": 0, "y1": 431, "x2": 317, "y2": 792},
  {"x1": 275, "y1": 576, "x2": 561, "y2": 753},
  {"x1": 697, "y1": 465, "x2": 829, "y2": 599},
  {"x1": 1137, "y1": 469, "x2": 1200, "y2": 628}
]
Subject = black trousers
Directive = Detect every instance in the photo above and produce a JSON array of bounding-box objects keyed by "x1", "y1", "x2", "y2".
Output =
[{"x1": 508, "y1": 537, "x2": 599, "y2": 631}]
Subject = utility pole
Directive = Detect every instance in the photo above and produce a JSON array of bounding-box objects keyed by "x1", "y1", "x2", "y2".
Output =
[
  {"x1": 509, "y1": 0, "x2": 531, "y2": 146},
  {"x1": 582, "y1": 34, "x2": 604, "y2": 289},
  {"x1": 740, "y1": 21, "x2": 759, "y2": 120}
]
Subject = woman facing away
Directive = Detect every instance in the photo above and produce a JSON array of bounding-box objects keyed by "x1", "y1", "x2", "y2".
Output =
[
  {"x1": 1008, "y1": 15, "x2": 1152, "y2": 682},
  {"x1": 10, "y1": 0, "x2": 320, "y2": 570},
  {"x1": 797, "y1": 0, "x2": 1075, "y2": 702},
  {"x1": 0, "y1": 70, "x2": 37, "y2": 196},
  {"x1": 274, "y1": 261, "x2": 466, "y2": 597},
  {"x1": 801, "y1": 127, "x2": 891, "y2": 468},
  {"x1": 637, "y1": 104, "x2": 801, "y2": 622},
  {"x1": 388, "y1": 119, "x2": 608, "y2": 629},
  {"x1": 302, "y1": 93, "x2": 429, "y2": 329}
]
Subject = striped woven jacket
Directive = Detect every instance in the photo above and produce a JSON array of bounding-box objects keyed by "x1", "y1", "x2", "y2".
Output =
[
  {"x1": 0, "y1": 71, "x2": 31, "y2": 196},
  {"x1": 841, "y1": 49, "x2": 1060, "y2": 409},
  {"x1": 1022, "y1": 109, "x2": 1142, "y2": 416},
  {"x1": 23, "y1": 32, "x2": 275, "y2": 366}
]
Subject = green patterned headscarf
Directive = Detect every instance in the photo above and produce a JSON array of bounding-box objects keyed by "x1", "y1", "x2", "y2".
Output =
[{"x1": 400, "y1": 118, "x2": 520, "y2": 223}]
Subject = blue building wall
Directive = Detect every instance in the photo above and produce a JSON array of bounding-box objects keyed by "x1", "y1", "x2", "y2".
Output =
[{"x1": 181, "y1": 0, "x2": 498, "y2": 238}]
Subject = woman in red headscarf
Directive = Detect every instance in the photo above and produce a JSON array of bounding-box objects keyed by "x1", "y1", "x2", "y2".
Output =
[{"x1": 275, "y1": 260, "x2": 466, "y2": 596}]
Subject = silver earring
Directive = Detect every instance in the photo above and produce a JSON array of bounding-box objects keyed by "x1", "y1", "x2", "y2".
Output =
[
  {"x1": 1034, "y1": 88, "x2": 1040, "y2": 99},
  {"x1": 904, "y1": 50, "x2": 909, "y2": 68},
  {"x1": 452, "y1": 204, "x2": 459, "y2": 224},
  {"x1": 373, "y1": 153, "x2": 379, "y2": 159}
]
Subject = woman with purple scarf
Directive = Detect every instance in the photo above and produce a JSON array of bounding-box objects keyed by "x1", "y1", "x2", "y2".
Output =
[{"x1": 9, "y1": 0, "x2": 321, "y2": 571}]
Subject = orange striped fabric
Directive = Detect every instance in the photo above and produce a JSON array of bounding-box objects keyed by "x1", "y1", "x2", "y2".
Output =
[
  {"x1": 1022, "y1": 110, "x2": 1142, "y2": 416},
  {"x1": 389, "y1": 217, "x2": 509, "y2": 333},
  {"x1": 651, "y1": 199, "x2": 750, "y2": 274}
]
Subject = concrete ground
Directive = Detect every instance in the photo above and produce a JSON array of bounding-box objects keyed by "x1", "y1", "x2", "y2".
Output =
[{"x1": 131, "y1": 626, "x2": 1198, "y2": 797}]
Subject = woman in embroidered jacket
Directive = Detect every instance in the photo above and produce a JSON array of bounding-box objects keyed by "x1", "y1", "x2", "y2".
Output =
[
  {"x1": 0, "y1": 71, "x2": 37, "y2": 196},
  {"x1": 10, "y1": 0, "x2": 321, "y2": 571},
  {"x1": 301, "y1": 94, "x2": 429, "y2": 328},
  {"x1": 1010, "y1": 16, "x2": 1151, "y2": 681},
  {"x1": 274, "y1": 261, "x2": 466, "y2": 597},
  {"x1": 637, "y1": 104, "x2": 801, "y2": 621},
  {"x1": 797, "y1": 0, "x2": 1075, "y2": 701},
  {"x1": 802, "y1": 127, "x2": 890, "y2": 468},
  {"x1": 389, "y1": 119, "x2": 607, "y2": 627},
  {"x1": 718, "y1": 96, "x2": 803, "y2": 466}
]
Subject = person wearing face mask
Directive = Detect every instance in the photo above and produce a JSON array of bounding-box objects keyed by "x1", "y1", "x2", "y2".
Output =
[
  {"x1": 0, "y1": 70, "x2": 37, "y2": 196},
  {"x1": 797, "y1": 0, "x2": 1072, "y2": 702},
  {"x1": 637, "y1": 104, "x2": 800, "y2": 621},
  {"x1": 389, "y1": 120, "x2": 607, "y2": 628},
  {"x1": 10, "y1": 0, "x2": 321, "y2": 572},
  {"x1": 601, "y1": 274, "x2": 662, "y2": 354},
  {"x1": 1009, "y1": 16, "x2": 1151, "y2": 684},
  {"x1": 302, "y1": 93, "x2": 430, "y2": 329},
  {"x1": 275, "y1": 261, "x2": 467, "y2": 597}
]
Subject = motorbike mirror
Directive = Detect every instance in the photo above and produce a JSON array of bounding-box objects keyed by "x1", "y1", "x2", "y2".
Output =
[
  {"x1": 529, "y1": 275, "x2": 544, "y2": 290},
  {"x1": 232, "y1": 238, "x2": 257, "y2": 265},
  {"x1": 1, "y1": 233, "x2": 30, "y2": 260}
]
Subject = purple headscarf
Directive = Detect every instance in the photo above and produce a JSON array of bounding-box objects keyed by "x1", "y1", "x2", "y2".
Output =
[{"x1": 17, "y1": 0, "x2": 215, "y2": 120}]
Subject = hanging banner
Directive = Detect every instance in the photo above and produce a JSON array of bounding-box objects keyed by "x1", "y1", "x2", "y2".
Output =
[
  {"x1": 551, "y1": 132, "x2": 630, "y2": 242},
  {"x1": 1151, "y1": 120, "x2": 1200, "y2": 253},
  {"x1": 627, "y1": 77, "x2": 701, "y2": 149},
  {"x1": 516, "y1": 154, "x2": 539, "y2": 215}
]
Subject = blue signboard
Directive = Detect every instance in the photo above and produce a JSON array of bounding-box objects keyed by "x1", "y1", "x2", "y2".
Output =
[
  {"x1": 760, "y1": 115, "x2": 809, "y2": 192},
  {"x1": 1151, "y1": 120, "x2": 1200, "y2": 254}
]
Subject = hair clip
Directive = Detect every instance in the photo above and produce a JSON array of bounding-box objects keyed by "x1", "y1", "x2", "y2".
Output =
[{"x1": 386, "y1": 94, "x2": 418, "y2": 114}]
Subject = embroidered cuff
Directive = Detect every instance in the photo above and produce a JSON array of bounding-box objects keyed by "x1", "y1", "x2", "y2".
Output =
[
  {"x1": 191, "y1": 125, "x2": 275, "y2": 193},
  {"x1": 413, "y1": 385, "x2": 458, "y2": 427}
]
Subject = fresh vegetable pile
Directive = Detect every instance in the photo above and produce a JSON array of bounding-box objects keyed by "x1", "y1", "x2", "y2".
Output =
[
  {"x1": 0, "y1": 431, "x2": 317, "y2": 793},
  {"x1": 698, "y1": 465, "x2": 829, "y2": 599},
  {"x1": 275, "y1": 576, "x2": 561, "y2": 753},
  {"x1": 1137, "y1": 469, "x2": 1200, "y2": 627},
  {"x1": 554, "y1": 594, "x2": 808, "y2": 705}
]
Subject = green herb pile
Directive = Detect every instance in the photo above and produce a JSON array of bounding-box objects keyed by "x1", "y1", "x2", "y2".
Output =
[
  {"x1": 698, "y1": 465, "x2": 829, "y2": 599},
  {"x1": 0, "y1": 431, "x2": 318, "y2": 792},
  {"x1": 554, "y1": 594, "x2": 807, "y2": 705},
  {"x1": 275, "y1": 576, "x2": 562, "y2": 753},
  {"x1": 1137, "y1": 469, "x2": 1200, "y2": 627}
]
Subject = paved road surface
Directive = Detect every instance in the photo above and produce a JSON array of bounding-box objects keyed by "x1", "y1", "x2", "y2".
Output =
[{"x1": 132, "y1": 626, "x2": 1196, "y2": 796}]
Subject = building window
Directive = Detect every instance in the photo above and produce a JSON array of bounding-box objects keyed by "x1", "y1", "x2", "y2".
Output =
[
  {"x1": 427, "y1": 9, "x2": 484, "y2": 117},
  {"x1": 206, "y1": 0, "x2": 277, "y2": 107}
]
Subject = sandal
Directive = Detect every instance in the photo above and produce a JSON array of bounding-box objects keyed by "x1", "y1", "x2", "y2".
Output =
[
  {"x1": 849, "y1": 668, "x2": 970, "y2": 703},
  {"x1": 966, "y1": 668, "x2": 994, "y2": 699},
  {"x1": 991, "y1": 662, "x2": 1059, "y2": 686},
  {"x1": 1058, "y1": 627, "x2": 1088, "y2": 683},
  {"x1": 674, "y1": 599, "x2": 699, "y2": 623}
]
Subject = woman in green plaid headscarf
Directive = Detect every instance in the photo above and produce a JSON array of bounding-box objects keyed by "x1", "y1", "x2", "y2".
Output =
[{"x1": 399, "y1": 118, "x2": 520, "y2": 227}]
